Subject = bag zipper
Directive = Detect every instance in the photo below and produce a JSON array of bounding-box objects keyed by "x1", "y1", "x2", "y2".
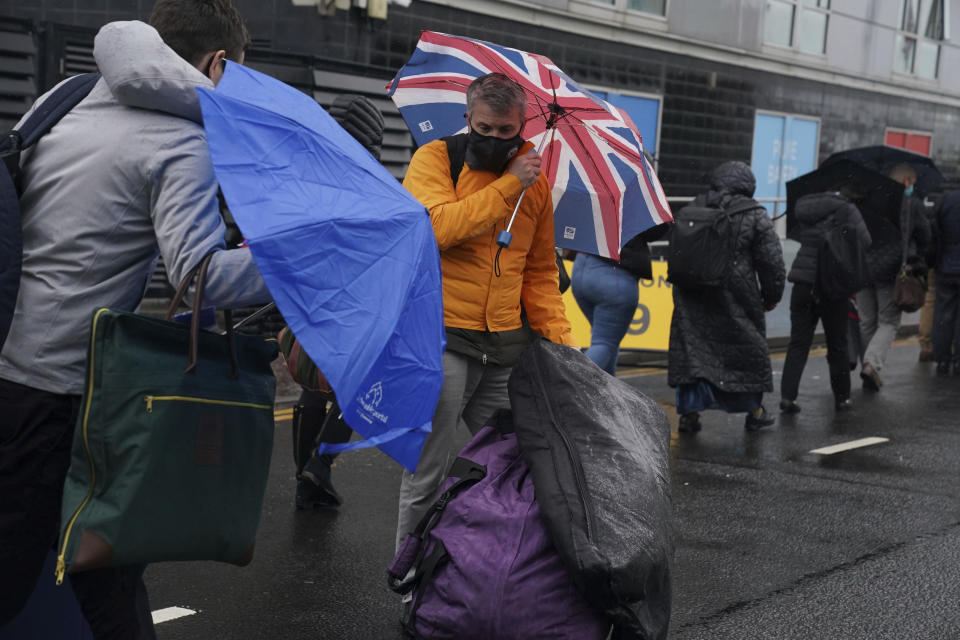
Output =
[
  {"x1": 56, "y1": 307, "x2": 109, "y2": 585},
  {"x1": 529, "y1": 346, "x2": 596, "y2": 540},
  {"x1": 144, "y1": 395, "x2": 271, "y2": 413}
]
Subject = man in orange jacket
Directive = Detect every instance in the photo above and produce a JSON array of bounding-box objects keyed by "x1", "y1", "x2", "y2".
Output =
[{"x1": 397, "y1": 73, "x2": 573, "y2": 547}]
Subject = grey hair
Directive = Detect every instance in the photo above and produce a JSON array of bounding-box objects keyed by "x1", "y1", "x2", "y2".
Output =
[{"x1": 466, "y1": 73, "x2": 527, "y2": 117}]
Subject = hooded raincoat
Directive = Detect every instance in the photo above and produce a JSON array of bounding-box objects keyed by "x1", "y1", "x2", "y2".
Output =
[{"x1": 668, "y1": 162, "x2": 786, "y2": 393}]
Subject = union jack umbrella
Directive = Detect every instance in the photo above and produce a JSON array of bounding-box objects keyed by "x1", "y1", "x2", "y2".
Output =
[{"x1": 387, "y1": 31, "x2": 672, "y2": 260}]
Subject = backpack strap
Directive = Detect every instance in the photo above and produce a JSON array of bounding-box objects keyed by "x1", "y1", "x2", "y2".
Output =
[
  {"x1": 387, "y1": 456, "x2": 486, "y2": 594},
  {"x1": 1, "y1": 73, "x2": 100, "y2": 175},
  {"x1": 724, "y1": 199, "x2": 763, "y2": 217},
  {"x1": 401, "y1": 540, "x2": 449, "y2": 639},
  {"x1": 442, "y1": 133, "x2": 468, "y2": 188}
]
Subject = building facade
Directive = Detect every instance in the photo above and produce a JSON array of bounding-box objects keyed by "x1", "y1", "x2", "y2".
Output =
[{"x1": 2, "y1": 0, "x2": 958, "y2": 206}]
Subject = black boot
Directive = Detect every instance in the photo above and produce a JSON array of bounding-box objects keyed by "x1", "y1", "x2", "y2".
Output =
[
  {"x1": 745, "y1": 407, "x2": 776, "y2": 431},
  {"x1": 835, "y1": 398, "x2": 854, "y2": 412},
  {"x1": 779, "y1": 398, "x2": 801, "y2": 414},
  {"x1": 296, "y1": 454, "x2": 343, "y2": 509},
  {"x1": 678, "y1": 412, "x2": 702, "y2": 433},
  {"x1": 292, "y1": 401, "x2": 327, "y2": 477}
]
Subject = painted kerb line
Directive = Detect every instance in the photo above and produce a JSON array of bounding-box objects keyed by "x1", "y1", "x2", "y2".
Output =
[
  {"x1": 151, "y1": 607, "x2": 197, "y2": 624},
  {"x1": 809, "y1": 437, "x2": 889, "y2": 456}
]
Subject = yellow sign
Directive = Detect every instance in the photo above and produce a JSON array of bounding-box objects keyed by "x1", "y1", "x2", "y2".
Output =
[{"x1": 561, "y1": 259, "x2": 674, "y2": 352}]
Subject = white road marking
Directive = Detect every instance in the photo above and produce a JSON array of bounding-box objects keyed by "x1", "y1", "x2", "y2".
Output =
[
  {"x1": 810, "y1": 437, "x2": 889, "y2": 455},
  {"x1": 151, "y1": 607, "x2": 197, "y2": 624}
]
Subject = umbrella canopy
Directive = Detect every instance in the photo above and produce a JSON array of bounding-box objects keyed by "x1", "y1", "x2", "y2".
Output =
[
  {"x1": 196, "y1": 62, "x2": 445, "y2": 472},
  {"x1": 786, "y1": 159, "x2": 903, "y2": 245},
  {"x1": 387, "y1": 31, "x2": 672, "y2": 260},
  {"x1": 822, "y1": 145, "x2": 943, "y2": 196}
]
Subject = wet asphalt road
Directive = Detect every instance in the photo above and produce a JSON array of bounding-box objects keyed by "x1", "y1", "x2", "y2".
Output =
[{"x1": 146, "y1": 340, "x2": 960, "y2": 639}]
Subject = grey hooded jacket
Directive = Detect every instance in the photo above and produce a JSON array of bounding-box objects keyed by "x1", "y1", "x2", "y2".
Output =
[{"x1": 0, "y1": 21, "x2": 271, "y2": 395}]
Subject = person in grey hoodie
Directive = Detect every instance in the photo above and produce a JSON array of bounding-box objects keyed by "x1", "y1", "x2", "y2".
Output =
[{"x1": 0, "y1": 2, "x2": 268, "y2": 636}]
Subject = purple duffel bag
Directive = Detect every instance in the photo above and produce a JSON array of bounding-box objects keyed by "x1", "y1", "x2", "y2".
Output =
[{"x1": 388, "y1": 414, "x2": 611, "y2": 639}]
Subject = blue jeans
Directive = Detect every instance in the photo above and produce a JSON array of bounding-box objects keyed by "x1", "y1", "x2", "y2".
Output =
[{"x1": 571, "y1": 253, "x2": 639, "y2": 375}]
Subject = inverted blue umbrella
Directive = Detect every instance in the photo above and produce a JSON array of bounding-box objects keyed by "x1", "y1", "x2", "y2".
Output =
[{"x1": 196, "y1": 63, "x2": 445, "y2": 472}]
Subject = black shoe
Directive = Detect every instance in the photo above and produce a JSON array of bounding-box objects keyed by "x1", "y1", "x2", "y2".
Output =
[
  {"x1": 936, "y1": 362, "x2": 950, "y2": 377},
  {"x1": 745, "y1": 407, "x2": 775, "y2": 431},
  {"x1": 860, "y1": 363, "x2": 882, "y2": 391},
  {"x1": 835, "y1": 398, "x2": 854, "y2": 412},
  {"x1": 296, "y1": 454, "x2": 342, "y2": 509},
  {"x1": 779, "y1": 398, "x2": 801, "y2": 414},
  {"x1": 678, "y1": 413, "x2": 701, "y2": 433}
]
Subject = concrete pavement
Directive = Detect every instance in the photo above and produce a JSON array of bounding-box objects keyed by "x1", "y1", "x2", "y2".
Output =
[{"x1": 147, "y1": 339, "x2": 960, "y2": 639}]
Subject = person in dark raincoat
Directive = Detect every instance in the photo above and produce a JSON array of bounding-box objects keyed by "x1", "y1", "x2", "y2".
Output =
[
  {"x1": 779, "y1": 191, "x2": 871, "y2": 413},
  {"x1": 668, "y1": 161, "x2": 786, "y2": 432}
]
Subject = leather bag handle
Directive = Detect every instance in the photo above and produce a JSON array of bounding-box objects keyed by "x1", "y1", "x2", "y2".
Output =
[{"x1": 164, "y1": 254, "x2": 240, "y2": 378}]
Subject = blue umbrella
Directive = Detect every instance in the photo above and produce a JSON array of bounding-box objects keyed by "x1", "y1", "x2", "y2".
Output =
[{"x1": 196, "y1": 63, "x2": 445, "y2": 472}]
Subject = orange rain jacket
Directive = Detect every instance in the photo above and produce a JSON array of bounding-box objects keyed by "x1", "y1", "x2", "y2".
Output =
[{"x1": 403, "y1": 139, "x2": 573, "y2": 346}]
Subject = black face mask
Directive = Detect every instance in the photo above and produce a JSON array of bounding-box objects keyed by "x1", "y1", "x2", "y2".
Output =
[{"x1": 465, "y1": 129, "x2": 524, "y2": 174}]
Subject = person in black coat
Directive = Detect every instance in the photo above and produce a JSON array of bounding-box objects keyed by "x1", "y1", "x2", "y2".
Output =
[
  {"x1": 780, "y1": 192, "x2": 871, "y2": 413},
  {"x1": 668, "y1": 161, "x2": 786, "y2": 432},
  {"x1": 293, "y1": 93, "x2": 386, "y2": 509},
  {"x1": 932, "y1": 187, "x2": 960, "y2": 374}
]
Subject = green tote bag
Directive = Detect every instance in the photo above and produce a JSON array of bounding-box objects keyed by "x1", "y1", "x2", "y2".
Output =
[{"x1": 56, "y1": 254, "x2": 278, "y2": 584}]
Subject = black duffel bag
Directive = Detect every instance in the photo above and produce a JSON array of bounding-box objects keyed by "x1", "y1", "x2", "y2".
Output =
[{"x1": 508, "y1": 339, "x2": 673, "y2": 640}]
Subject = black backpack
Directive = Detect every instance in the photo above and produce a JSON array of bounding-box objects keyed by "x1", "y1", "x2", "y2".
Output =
[
  {"x1": 816, "y1": 219, "x2": 870, "y2": 301},
  {"x1": 443, "y1": 132, "x2": 468, "y2": 188},
  {"x1": 667, "y1": 198, "x2": 757, "y2": 289},
  {"x1": 0, "y1": 73, "x2": 100, "y2": 350}
]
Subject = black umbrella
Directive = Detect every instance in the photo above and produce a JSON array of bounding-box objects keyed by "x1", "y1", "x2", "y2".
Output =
[
  {"x1": 822, "y1": 145, "x2": 943, "y2": 196},
  {"x1": 786, "y1": 159, "x2": 903, "y2": 246}
]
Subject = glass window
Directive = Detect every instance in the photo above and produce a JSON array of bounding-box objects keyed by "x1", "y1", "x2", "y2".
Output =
[
  {"x1": 626, "y1": 0, "x2": 666, "y2": 13},
  {"x1": 798, "y1": 9, "x2": 828, "y2": 53},
  {"x1": 590, "y1": 0, "x2": 665, "y2": 15},
  {"x1": 894, "y1": 34, "x2": 917, "y2": 74},
  {"x1": 915, "y1": 40, "x2": 940, "y2": 78},
  {"x1": 764, "y1": 1, "x2": 796, "y2": 48},
  {"x1": 902, "y1": 0, "x2": 921, "y2": 32},
  {"x1": 895, "y1": 0, "x2": 944, "y2": 78},
  {"x1": 764, "y1": 0, "x2": 830, "y2": 53},
  {"x1": 886, "y1": 129, "x2": 932, "y2": 156},
  {"x1": 924, "y1": 0, "x2": 944, "y2": 38}
]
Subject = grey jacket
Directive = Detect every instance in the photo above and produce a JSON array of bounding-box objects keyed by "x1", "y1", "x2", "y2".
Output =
[{"x1": 0, "y1": 21, "x2": 270, "y2": 394}]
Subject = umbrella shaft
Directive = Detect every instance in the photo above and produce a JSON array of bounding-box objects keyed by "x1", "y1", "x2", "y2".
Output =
[
  {"x1": 505, "y1": 190, "x2": 527, "y2": 234},
  {"x1": 504, "y1": 133, "x2": 550, "y2": 236}
]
